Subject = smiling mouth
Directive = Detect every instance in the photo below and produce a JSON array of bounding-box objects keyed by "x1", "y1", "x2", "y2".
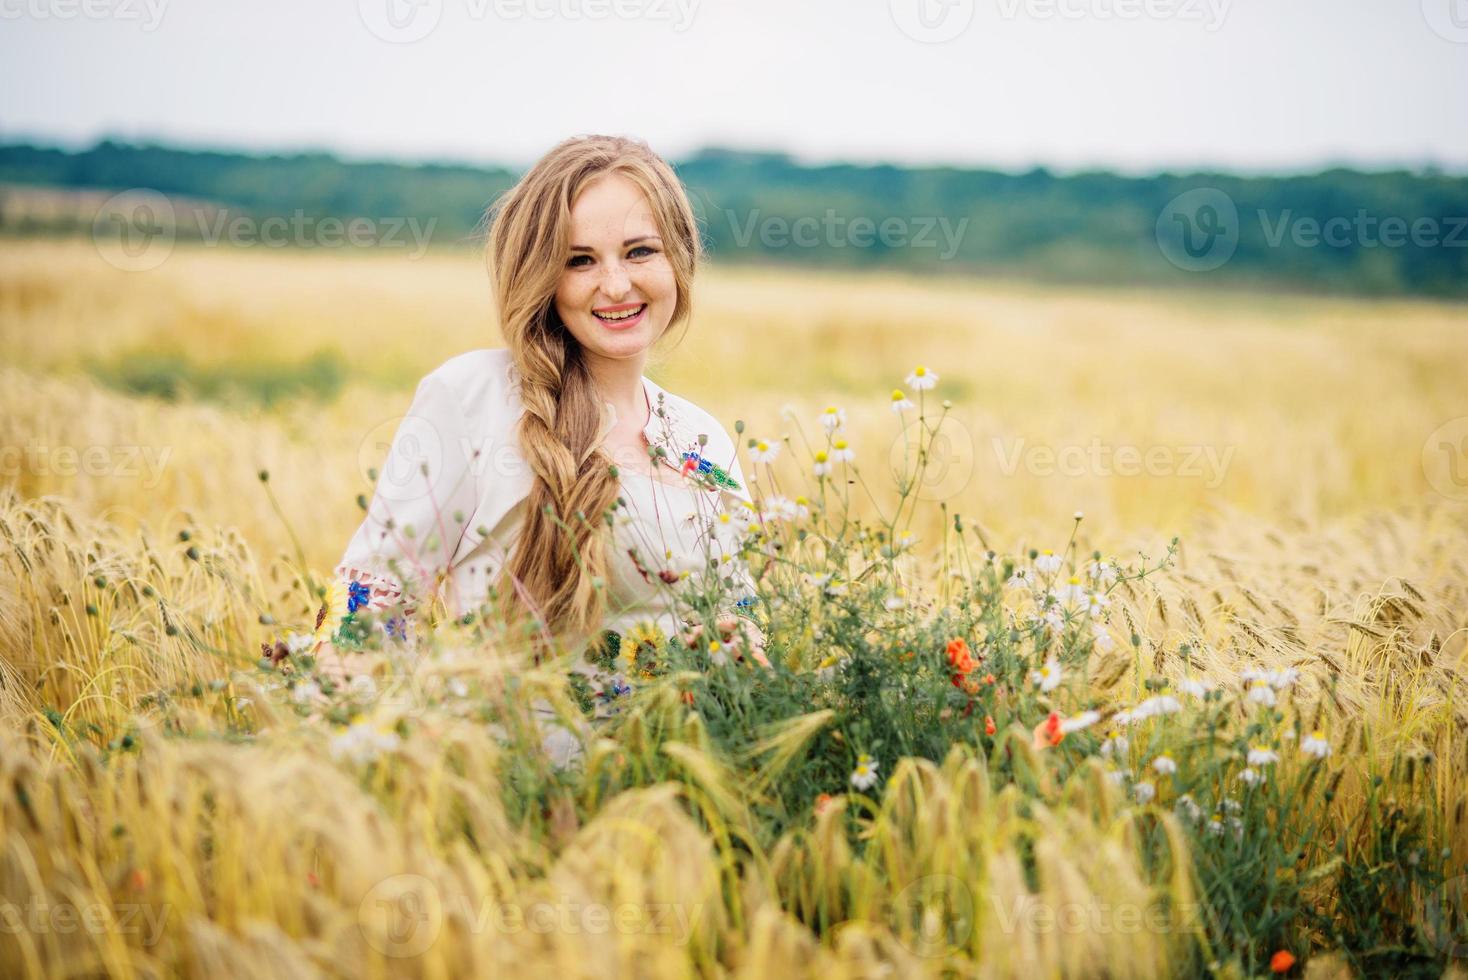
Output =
[{"x1": 592, "y1": 303, "x2": 646, "y2": 323}]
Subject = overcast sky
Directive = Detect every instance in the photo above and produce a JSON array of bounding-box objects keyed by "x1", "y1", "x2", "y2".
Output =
[{"x1": 2, "y1": 0, "x2": 1465, "y2": 175}]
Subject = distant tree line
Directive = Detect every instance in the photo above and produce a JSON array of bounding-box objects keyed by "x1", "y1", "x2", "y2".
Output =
[{"x1": 2, "y1": 139, "x2": 1465, "y2": 297}]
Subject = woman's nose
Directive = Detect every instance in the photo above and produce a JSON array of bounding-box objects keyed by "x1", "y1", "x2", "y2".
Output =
[{"x1": 600, "y1": 262, "x2": 631, "y2": 299}]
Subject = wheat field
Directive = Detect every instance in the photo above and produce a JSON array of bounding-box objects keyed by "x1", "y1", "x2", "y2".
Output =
[{"x1": 2, "y1": 237, "x2": 1467, "y2": 978}]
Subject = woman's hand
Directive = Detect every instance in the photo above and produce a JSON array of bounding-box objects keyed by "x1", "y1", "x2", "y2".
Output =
[
  {"x1": 681, "y1": 614, "x2": 770, "y2": 668},
  {"x1": 313, "y1": 639, "x2": 358, "y2": 684}
]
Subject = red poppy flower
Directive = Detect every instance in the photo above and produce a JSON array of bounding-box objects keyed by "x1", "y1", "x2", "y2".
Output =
[{"x1": 1032, "y1": 711, "x2": 1064, "y2": 750}]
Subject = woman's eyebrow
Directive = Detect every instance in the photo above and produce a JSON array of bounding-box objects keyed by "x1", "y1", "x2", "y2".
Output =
[{"x1": 568, "y1": 235, "x2": 663, "y2": 252}]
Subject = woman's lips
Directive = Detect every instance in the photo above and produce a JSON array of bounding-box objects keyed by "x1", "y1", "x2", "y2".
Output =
[{"x1": 592, "y1": 303, "x2": 647, "y2": 329}]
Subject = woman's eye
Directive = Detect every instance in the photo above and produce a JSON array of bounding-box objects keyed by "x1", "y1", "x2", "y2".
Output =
[
  {"x1": 567, "y1": 254, "x2": 592, "y2": 268},
  {"x1": 628, "y1": 245, "x2": 657, "y2": 259}
]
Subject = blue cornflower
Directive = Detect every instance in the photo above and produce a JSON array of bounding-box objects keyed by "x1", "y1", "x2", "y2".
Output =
[
  {"x1": 598, "y1": 680, "x2": 633, "y2": 701},
  {"x1": 679, "y1": 452, "x2": 741, "y2": 491},
  {"x1": 346, "y1": 581, "x2": 371, "y2": 614}
]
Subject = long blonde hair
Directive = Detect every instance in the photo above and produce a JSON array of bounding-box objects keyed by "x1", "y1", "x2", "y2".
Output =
[{"x1": 484, "y1": 135, "x2": 703, "y2": 646}]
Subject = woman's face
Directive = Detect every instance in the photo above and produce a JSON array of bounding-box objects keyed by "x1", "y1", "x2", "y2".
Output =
[{"x1": 555, "y1": 172, "x2": 677, "y2": 367}]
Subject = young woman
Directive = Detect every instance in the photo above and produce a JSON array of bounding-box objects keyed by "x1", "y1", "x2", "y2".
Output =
[{"x1": 322, "y1": 135, "x2": 768, "y2": 700}]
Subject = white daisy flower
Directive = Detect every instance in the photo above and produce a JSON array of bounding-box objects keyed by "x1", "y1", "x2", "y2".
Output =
[
  {"x1": 1053, "y1": 576, "x2": 1087, "y2": 605},
  {"x1": 759, "y1": 496, "x2": 789, "y2": 522},
  {"x1": 813, "y1": 450, "x2": 832, "y2": 477},
  {"x1": 830, "y1": 437, "x2": 855, "y2": 463},
  {"x1": 1091, "y1": 622, "x2": 1115, "y2": 652},
  {"x1": 328, "y1": 720, "x2": 401, "y2": 765},
  {"x1": 1030, "y1": 657, "x2": 1063, "y2": 692},
  {"x1": 1175, "y1": 794, "x2": 1202, "y2": 821},
  {"x1": 1177, "y1": 678, "x2": 1212, "y2": 699},
  {"x1": 1239, "y1": 767, "x2": 1264, "y2": 786},
  {"x1": 1205, "y1": 815, "x2": 1226, "y2": 837},
  {"x1": 1099, "y1": 732, "x2": 1129, "y2": 758},
  {"x1": 1269, "y1": 667, "x2": 1300, "y2": 690},
  {"x1": 893, "y1": 529, "x2": 917, "y2": 551},
  {"x1": 884, "y1": 595, "x2": 906, "y2": 611},
  {"x1": 348, "y1": 674, "x2": 378, "y2": 699},
  {"x1": 673, "y1": 550, "x2": 706, "y2": 576},
  {"x1": 1132, "y1": 781, "x2": 1156, "y2": 804},
  {"x1": 1105, "y1": 770, "x2": 1130, "y2": 786},
  {"x1": 748, "y1": 439, "x2": 781, "y2": 464},
  {"x1": 1131, "y1": 695, "x2": 1183, "y2": 720},
  {"x1": 1086, "y1": 591, "x2": 1110, "y2": 616},
  {"x1": 762, "y1": 495, "x2": 810, "y2": 522},
  {"x1": 712, "y1": 510, "x2": 751, "y2": 550},
  {"x1": 815, "y1": 652, "x2": 847, "y2": 681},
  {"x1": 820, "y1": 406, "x2": 846, "y2": 431},
  {"x1": 1240, "y1": 666, "x2": 1299, "y2": 691},
  {"x1": 1152, "y1": 754, "x2": 1177, "y2": 775},
  {"x1": 292, "y1": 680, "x2": 322, "y2": 705},
  {"x1": 890, "y1": 389, "x2": 915, "y2": 412},
  {"x1": 906, "y1": 366, "x2": 938, "y2": 390},
  {"x1": 1086, "y1": 559, "x2": 1118, "y2": 586},
  {"x1": 1245, "y1": 680, "x2": 1277, "y2": 707},
  {"x1": 1300, "y1": 731, "x2": 1331, "y2": 759},
  {"x1": 1035, "y1": 550, "x2": 1063, "y2": 575},
  {"x1": 285, "y1": 631, "x2": 318, "y2": 655},
  {"x1": 1246, "y1": 746, "x2": 1279, "y2": 766},
  {"x1": 806, "y1": 573, "x2": 847, "y2": 597},
  {"x1": 849, "y1": 753, "x2": 881, "y2": 791},
  {"x1": 1005, "y1": 569, "x2": 1030, "y2": 590},
  {"x1": 1060, "y1": 710, "x2": 1101, "y2": 734}
]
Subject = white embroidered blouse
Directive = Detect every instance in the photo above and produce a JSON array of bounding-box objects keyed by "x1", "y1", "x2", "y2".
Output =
[{"x1": 333, "y1": 348, "x2": 756, "y2": 637}]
